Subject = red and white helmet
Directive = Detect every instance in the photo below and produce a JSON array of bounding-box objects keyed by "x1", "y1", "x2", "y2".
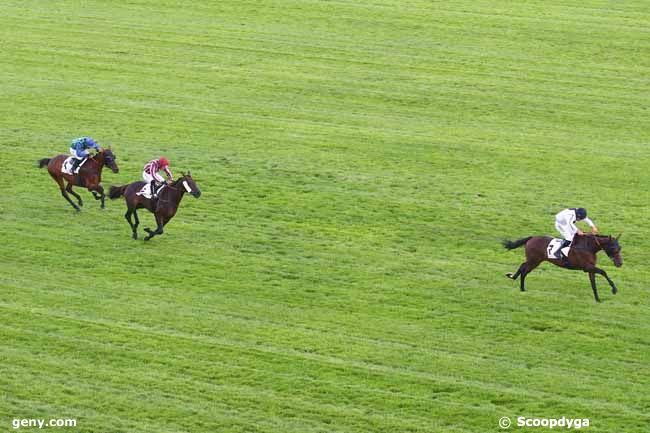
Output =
[{"x1": 159, "y1": 157, "x2": 170, "y2": 167}]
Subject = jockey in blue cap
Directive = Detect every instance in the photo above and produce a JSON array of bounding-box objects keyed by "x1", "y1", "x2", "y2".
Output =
[{"x1": 69, "y1": 137, "x2": 101, "y2": 173}]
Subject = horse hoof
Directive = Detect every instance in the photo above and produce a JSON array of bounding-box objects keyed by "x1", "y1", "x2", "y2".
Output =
[
  {"x1": 506, "y1": 272, "x2": 513, "y2": 279},
  {"x1": 75, "y1": 208, "x2": 81, "y2": 213},
  {"x1": 132, "y1": 234, "x2": 138, "y2": 240}
]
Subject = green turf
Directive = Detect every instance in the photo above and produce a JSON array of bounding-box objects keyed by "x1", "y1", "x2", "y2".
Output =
[{"x1": 1, "y1": 1, "x2": 649, "y2": 432}]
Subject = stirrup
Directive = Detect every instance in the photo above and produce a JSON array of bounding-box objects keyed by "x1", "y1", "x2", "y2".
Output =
[{"x1": 559, "y1": 252, "x2": 571, "y2": 267}]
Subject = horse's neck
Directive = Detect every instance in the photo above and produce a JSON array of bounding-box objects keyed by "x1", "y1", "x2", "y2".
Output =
[
  {"x1": 85, "y1": 155, "x2": 103, "y2": 171},
  {"x1": 162, "y1": 184, "x2": 185, "y2": 206},
  {"x1": 95, "y1": 155, "x2": 105, "y2": 171},
  {"x1": 584, "y1": 236, "x2": 606, "y2": 252},
  {"x1": 594, "y1": 236, "x2": 610, "y2": 251},
  {"x1": 79, "y1": 156, "x2": 101, "y2": 176}
]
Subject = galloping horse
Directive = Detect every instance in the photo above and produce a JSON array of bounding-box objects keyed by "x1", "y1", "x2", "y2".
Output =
[
  {"x1": 109, "y1": 172, "x2": 201, "y2": 241},
  {"x1": 503, "y1": 234, "x2": 623, "y2": 302},
  {"x1": 38, "y1": 148, "x2": 119, "y2": 211}
]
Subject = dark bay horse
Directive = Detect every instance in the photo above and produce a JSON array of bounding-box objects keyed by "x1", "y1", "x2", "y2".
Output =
[
  {"x1": 503, "y1": 234, "x2": 623, "y2": 302},
  {"x1": 109, "y1": 172, "x2": 201, "y2": 241},
  {"x1": 38, "y1": 148, "x2": 119, "y2": 211}
]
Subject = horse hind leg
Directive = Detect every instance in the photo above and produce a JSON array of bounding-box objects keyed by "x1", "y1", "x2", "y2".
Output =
[
  {"x1": 65, "y1": 182, "x2": 83, "y2": 207},
  {"x1": 55, "y1": 177, "x2": 80, "y2": 212},
  {"x1": 133, "y1": 209, "x2": 140, "y2": 237},
  {"x1": 125, "y1": 208, "x2": 138, "y2": 239},
  {"x1": 508, "y1": 260, "x2": 541, "y2": 292},
  {"x1": 506, "y1": 262, "x2": 526, "y2": 280}
]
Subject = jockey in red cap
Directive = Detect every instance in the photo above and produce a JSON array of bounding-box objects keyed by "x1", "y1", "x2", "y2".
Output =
[{"x1": 142, "y1": 157, "x2": 173, "y2": 200}]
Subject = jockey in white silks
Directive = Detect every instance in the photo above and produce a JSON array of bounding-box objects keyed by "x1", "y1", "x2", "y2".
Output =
[{"x1": 552, "y1": 207, "x2": 598, "y2": 259}]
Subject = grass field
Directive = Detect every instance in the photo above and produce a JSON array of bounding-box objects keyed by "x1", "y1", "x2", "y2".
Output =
[{"x1": 1, "y1": 1, "x2": 649, "y2": 432}]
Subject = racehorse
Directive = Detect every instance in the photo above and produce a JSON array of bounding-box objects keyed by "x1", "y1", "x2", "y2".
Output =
[
  {"x1": 503, "y1": 234, "x2": 623, "y2": 302},
  {"x1": 108, "y1": 172, "x2": 201, "y2": 241},
  {"x1": 38, "y1": 148, "x2": 119, "y2": 211}
]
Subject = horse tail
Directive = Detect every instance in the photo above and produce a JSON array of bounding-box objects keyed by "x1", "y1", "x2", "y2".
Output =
[
  {"x1": 38, "y1": 158, "x2": 51, "y2": 168},
  {"x1": 109, "y1": 185, "x2": 127, "y2": 200},
  {"x1": 503, "y1": 236, "x2": 533, "y2": 250}
]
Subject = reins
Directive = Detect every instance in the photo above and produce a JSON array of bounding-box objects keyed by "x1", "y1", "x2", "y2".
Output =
[{"x1": 571, "y1": 234, "x2": 605, "y2": 252}]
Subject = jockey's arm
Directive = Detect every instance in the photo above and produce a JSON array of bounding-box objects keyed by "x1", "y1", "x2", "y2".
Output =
[
  {"x1": 163, "y1": 166, "x2": 173, "y2": 181},
  {"x1": 583, "y1": 217, "x2": 598, "y2": 233},
  {"x1": 153, "y1": 172, "x2": 165, "y2": 184}
]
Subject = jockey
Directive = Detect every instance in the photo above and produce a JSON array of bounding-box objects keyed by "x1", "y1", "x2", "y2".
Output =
[
  {"x1": 69, "y1": 137, "x2": 100, "y2": 173},
  {"x1": 143, "y1": 157, "x2": 173, "y2": 199},
  {"x1": 554, "y1": 207, "x2": 599, "y2": 259}
]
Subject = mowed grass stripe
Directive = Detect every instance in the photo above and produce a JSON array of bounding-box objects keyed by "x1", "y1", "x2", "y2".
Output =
[
  {"x1": 4, "y1": 16, "x2": 647, "y2": 146},
  {"x1": 2, "y1": 305, "x2": 649, "y2": 420},
  {"x1": 1, "y1": 324, "x2": 484, "y2": 432}
]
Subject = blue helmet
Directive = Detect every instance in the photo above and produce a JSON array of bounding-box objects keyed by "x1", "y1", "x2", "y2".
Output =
[{"x1": 575, "y1": 208, "x2": 587, "y2": 219}]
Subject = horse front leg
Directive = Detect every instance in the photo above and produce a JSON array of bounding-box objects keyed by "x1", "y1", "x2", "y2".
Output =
[
  {"x1": 586, "y1": 271, "x2": 601, "y2": 302},
  {"x1": 90, "y1": 184, "x2": 106, "y2": 208},
  {"x1": 144, "y1": 213, "x2": 165, "y2": 241},
  {"x1": 592, "y1": 267, "x2": 618, "y2": 295}
]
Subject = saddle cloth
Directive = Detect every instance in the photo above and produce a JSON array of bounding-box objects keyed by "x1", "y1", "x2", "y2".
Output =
[
  {"x1": 136, "y1": 183, "x2": 165, "y2": 199},
  {"x1": 62, "y1": 157, "x2": 76, "y2": 175},
  {"x1": 547, "y1": 238, "x2": 567, "y2": 259}
]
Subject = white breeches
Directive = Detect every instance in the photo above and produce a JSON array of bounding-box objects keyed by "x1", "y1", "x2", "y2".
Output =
[
  {"x1": 555, "y1": 220, "x2": 576, "y2": 241},
  {"x1": 70, "y1": 148, "x2": 84, "y2": 160},
  {"x1": 143, "y1": 172, "x2": 163, "y2": 195}
]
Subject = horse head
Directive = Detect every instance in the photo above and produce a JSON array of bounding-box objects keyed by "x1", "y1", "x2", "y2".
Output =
[
  {"x1": 601, "y1": 235, "x2": 623, "y2": 268},
  {"x1": 178, "y1": 171, "x2": 201, "y2": 198},
  {"x1": 101, "y1": 147, "x2": 119, "y2": 173}
]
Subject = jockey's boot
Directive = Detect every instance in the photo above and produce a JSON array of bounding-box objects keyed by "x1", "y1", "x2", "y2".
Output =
[
  {"x1": 558, "y1": 240, "x2": 572, "y2": 267},
  {"x1": 149, "y1": 180, "x2": 158, "y2": 200},
  {"x1": 71, "y1": 158, "x2": 82, "y2": 174}
]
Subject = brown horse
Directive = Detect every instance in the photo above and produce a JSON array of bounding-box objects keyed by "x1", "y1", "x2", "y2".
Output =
[
  {"x1": 503, "y1": 234, "x2": 623, "y2": 302},
  {"x1": 38, "y1": 148, "x2": 119, "y2": 211},
  {"x1": 109, "y1": 172, "x2": 201, "y2": 241}
]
